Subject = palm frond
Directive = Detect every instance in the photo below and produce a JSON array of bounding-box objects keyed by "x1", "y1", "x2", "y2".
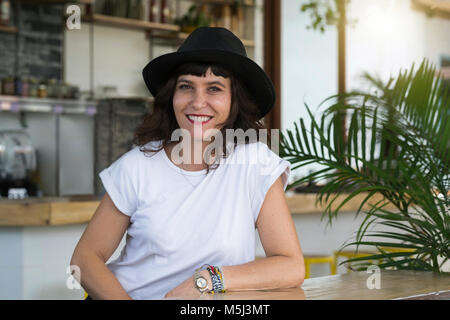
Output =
[{"x1": 280, "y1": 58, "x2": 450, "y2": 273}]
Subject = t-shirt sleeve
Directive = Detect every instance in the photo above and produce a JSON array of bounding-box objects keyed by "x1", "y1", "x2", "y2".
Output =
[
  {"x1": 250, "y1": 142, "x2": 291, "y2": 223},
  {"x1": 98, "y1": 150, "x2": 139, "y2": 216}
]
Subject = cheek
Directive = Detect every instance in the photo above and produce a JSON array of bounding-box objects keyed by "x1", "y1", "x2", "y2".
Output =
[
  {"x1": 172, "y1": 95, "x2": 189, "y2": 120},
  {"x1": 215, "y1": 96, "x2": 232, "y2": 118},
  {"x1": 172, "y1": 94, "x2": 183, "y2": 112}
]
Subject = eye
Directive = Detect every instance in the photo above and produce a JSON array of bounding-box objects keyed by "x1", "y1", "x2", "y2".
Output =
[
  {"x1": 178, "y1": 84, "x2": 192, "y2": 90},
  {"x1": 209, "y1": 86, "x2": 221, "y2": 92}
]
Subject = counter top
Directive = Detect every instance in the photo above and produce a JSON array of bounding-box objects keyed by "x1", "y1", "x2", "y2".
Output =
[
  {"x1": 0, "y1": 195, "x2": 101, "y2": 226},
  {"x1": 167, "y1": 270, "x2": 450, "y2": 300},
  {"x1": 0, "y1": 192, "x2": 392, "y2": 227}
]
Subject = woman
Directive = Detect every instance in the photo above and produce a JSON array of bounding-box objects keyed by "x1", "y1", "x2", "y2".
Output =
[{"x1": 71, "y1": 27, "x2": 305, "y2": 300}]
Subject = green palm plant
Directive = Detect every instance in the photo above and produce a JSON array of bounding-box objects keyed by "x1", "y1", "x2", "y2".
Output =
[{"x1": 280, "y1": 58, "x2": 450, "y2": 273}]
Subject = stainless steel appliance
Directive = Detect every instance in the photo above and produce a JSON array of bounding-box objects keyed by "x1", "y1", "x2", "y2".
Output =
[{"x1": 0, "y1": 130, "x2": 39, "y2": 198}]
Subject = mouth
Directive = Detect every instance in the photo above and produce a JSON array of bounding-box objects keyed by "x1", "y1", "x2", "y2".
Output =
[{"x1": 186, "y1": 114, "x2": 213, "y2": 125}]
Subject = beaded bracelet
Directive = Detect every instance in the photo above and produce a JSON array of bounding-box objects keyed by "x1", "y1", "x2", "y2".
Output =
[
  {"x1": 216, "y1": 266, "x2": 226, "y2": 292},
  {"x1": 206, "y1": 265, "x2": 227, "y2": 294}
]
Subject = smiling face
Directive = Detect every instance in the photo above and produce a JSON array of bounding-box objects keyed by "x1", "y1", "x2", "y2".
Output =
[{"x1": 173, "y1": 67, "x2": 232, "y2": 141}]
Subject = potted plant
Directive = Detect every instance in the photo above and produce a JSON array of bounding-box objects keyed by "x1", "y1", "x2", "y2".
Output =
[
  {"x1": 280, "y1": 58, "x2": 449, "y2": 273},
  {"x1": 175, "y1": 4, "x2": 210, "y2": 34}
]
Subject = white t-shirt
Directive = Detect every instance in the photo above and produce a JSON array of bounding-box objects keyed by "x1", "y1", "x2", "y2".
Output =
[{"x1": 98, "y1": 140, "x2": 291, "y2": 299}]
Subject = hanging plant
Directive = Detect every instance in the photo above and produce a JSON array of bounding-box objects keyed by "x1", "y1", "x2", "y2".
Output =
[{"x1": 300, "y1": 0, "x2": 356, "y2": 33}]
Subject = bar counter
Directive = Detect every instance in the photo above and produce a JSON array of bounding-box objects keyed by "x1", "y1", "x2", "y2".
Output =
[
  {"x1": 0, "y1": 193, "x2": 393, "y2": 226},
  {"x1": 168, "y1": 270, "x2": 450, "y2": 300}
]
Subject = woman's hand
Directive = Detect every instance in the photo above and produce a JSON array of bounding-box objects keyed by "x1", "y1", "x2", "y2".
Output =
[{"x1": 164, "y1": 270, "x2": 210, "y2": 298}]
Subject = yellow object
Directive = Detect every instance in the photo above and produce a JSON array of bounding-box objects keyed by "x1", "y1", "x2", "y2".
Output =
[
  {"x1": 84, "y1": 291, "x2": 88, "y2": 300},
  {"x1": 303, "y1": 255, "x2": 336, "y2": 279},
  {"x1": 334, "y1": 250, "x2": 376, "y2": 273},
  {"x1": 334, "y1": 247, "x2": 417, "y2": 272}
]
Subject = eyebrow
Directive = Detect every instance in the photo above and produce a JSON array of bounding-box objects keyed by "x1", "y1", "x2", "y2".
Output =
[{"x1": 177, "y1": 78, "x2": 227, "y2": 88}]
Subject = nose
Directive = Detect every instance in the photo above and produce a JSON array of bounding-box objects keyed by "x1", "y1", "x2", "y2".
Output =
[{"x1": 191, "y1": 90, "x2": 208, "y2": 109}]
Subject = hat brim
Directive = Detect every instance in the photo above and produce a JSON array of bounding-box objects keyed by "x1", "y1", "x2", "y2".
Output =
[{"x1": 142, "y1": 49, "x2": 275, "y2": 119}]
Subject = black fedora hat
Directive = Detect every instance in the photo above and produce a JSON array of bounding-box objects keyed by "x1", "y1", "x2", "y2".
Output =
[{"x1": 142, "y1": 27, "x2": 275, "y2": 119}]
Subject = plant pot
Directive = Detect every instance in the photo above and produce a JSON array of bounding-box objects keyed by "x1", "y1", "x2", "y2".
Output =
[{"x1": 180, "y1": 26, "x2": 196, "y2": 34}]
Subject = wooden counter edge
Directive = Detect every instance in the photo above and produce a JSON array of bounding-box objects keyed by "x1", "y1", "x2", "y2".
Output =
[
  {"x1": 286, "y1": 192, "x2": 394, "y2": 215},
  {"x1": 0, "y1": 192, "x2": 393, "y2": 226},
  {"x1": 0, "y1": 201, "x2": 99, "y2": 227},
  {"x1": 0, "y1": 202, "x2": 51, "y2": 226},
  {"x1": 49, "y1": 201, "x2": 99, "y2": 225}
]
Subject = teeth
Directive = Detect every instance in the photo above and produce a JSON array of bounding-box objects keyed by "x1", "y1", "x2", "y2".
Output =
[{"x1": 187, "y1": 115, "x2": 212, "y2": 122}]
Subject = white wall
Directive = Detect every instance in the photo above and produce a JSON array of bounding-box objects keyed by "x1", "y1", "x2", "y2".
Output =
[
  {"x1": 282, "y1": 0, "x2": 450, "y2": 181},
  {"x1": 0, "y1": 225, "x2": 126, "y2": 300},
  {"x1": 64, "y1": 24, "x2": 151, "y2": 98}
]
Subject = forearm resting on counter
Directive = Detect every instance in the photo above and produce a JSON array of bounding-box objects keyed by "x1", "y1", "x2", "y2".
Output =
[
  {"x1": 221, "y1": 255, "x2": 305, "y2": 292},
  {"x1": 70, "y1": 249, "x2": 132, "y2": 300}
]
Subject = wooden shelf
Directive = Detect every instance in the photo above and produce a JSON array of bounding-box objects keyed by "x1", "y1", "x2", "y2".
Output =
[
  {"x1": 178, "y1": 31, "x2": 254, "y2": 47},
  {"x1": 151, "y1": 31, "x2": 255, "y2": 47},
  {"x1": 0, "y1": 25, "x2": 17, "y2": 33},
  {"x1": 82, "y1": 14, "x2": 180, "y2": 32},
  {"x1": 29, "y1": 0, "x2": 93, "y2": 4},
  {"x1": 187, "y1": 0, "x2": 255, "y2": 7}
]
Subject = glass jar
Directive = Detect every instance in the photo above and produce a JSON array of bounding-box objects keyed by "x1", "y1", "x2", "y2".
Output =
[
  {"x1": 38, "y1": 83, "x2": 48, "y2": 98},
  {"x1": 54, "y1": 80, "x2": 64, "y2": 99},
  {"x1": 47, "y1": 79, "x2": 57, "y2": 98},
  {"x1": 21, "y1": 78, "x2": 29, "y2": 97},
  {"x1": 61, "y1": 82, "x2": 70, "y2": 99},
  {"x1": 2, "y1": 77, "x2": 15, "y2": 95},
  {"x1": 28, "y1": 78, "x2": 39, "y2": 97}
]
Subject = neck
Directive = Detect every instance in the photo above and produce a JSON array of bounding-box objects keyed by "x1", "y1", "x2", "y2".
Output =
[{"x1": 165, "y1": 139, "x2": 216, "y2": 171}]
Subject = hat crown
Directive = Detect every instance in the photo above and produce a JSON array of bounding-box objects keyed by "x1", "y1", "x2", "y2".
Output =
[{"x1": 178, "y1": 27, "x2": 248, "y2": 58}]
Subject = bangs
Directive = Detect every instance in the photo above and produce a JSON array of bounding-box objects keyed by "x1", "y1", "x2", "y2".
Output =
[{"x1": 173, "y1": 62, "x2": 231, "y2": 79}]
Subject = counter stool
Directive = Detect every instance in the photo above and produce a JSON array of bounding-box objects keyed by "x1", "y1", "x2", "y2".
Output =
[
  {"x1": 303, "y1": 254, "x2": 336, "y2": 279},
  {"x1": 334, "y1": 250, "x2": 377, "y2": 272},
  {"x1": 334, "y1": 247, "x2": 416, "y2": 272}
]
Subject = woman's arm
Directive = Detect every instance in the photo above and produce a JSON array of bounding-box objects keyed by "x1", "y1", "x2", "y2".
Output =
[
  {"x1": 221, "y1": 176, "x2": 305, "y2": 291},
  {"x1": 165, "y1": 176, "x2": 304, "y2": 297},
  {"x1": 70, "y1": 193, "x2": 133, "y2": 300}
]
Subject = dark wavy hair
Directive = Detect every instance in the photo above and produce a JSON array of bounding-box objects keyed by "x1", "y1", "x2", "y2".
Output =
[{"x1": 133, "y1": 62, "x2": 270, "y2": 174}]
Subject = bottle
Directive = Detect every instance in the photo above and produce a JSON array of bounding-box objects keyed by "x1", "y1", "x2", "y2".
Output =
[
  {"x1": 129, "y1": 0, "x2": 140, "y2": 19},
  {"x1": 14, "y1": 76, "x2": 22, "y2": 96},
  {"x1": 103, "y1": 0, "x2": 114, "y2": 16},
  {"x1": 116, "y1": 0, "x2": 128, "y2": 18},
  {"x1": 28, "y1": 78, "x2": 39, "y2": 97},
  {"x1": 0, "y1": 0, "x2": 11, "y2": 26},
  {"x1": 149, "y1": 0, "x2": 159, "y2": 23},
  {"x1": 139, "y1": 0, "x2": 146, "y2": 20},
  {"x1": 160, "y1": 0, "x2": 167, "y2": 24},
  {"x1": 94, "y1": 0, "x2": 105, "y2": 15},
  {"x1": 161, "y1": 0, "x2": 175, "y2": 24}
]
